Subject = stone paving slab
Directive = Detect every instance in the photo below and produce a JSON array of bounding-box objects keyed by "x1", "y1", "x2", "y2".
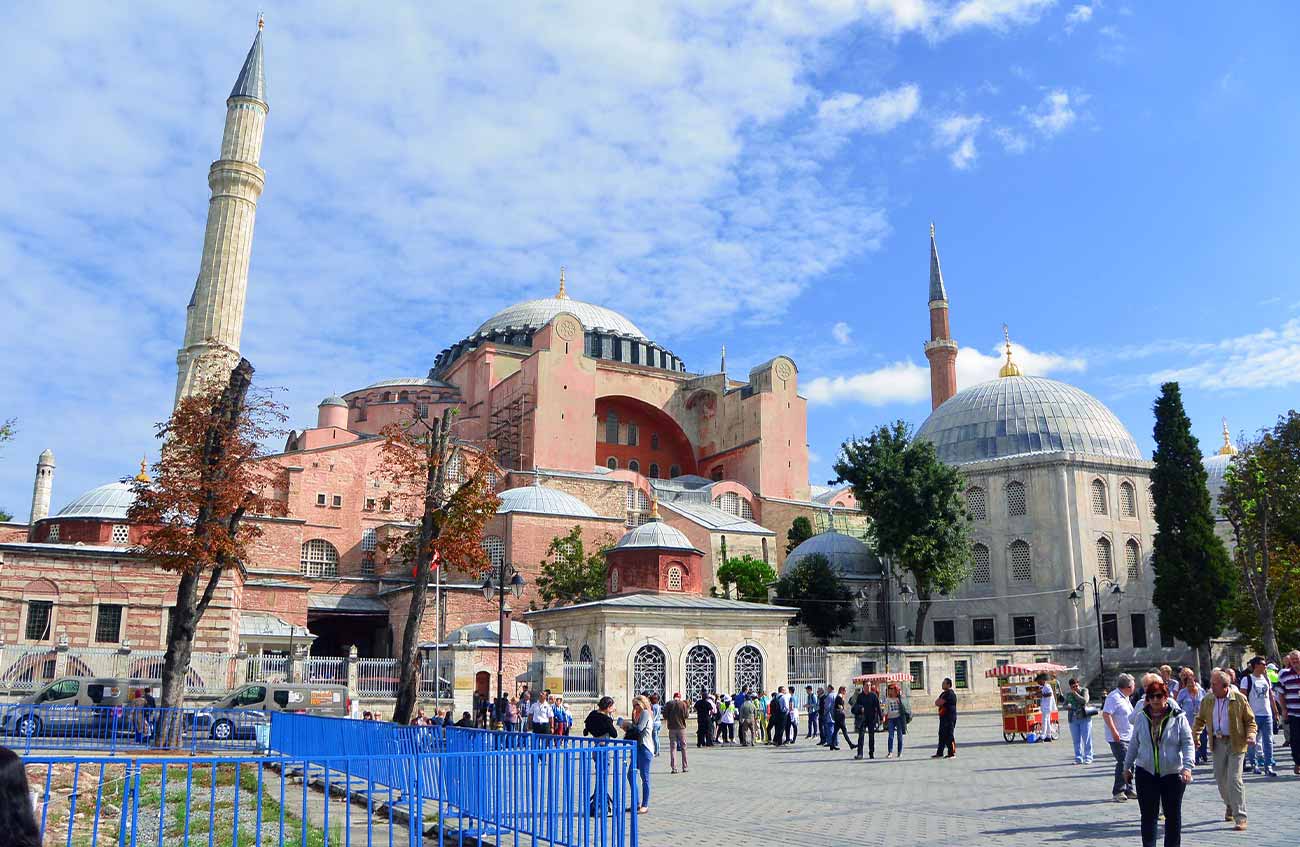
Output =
[{"x1": 637, "y1": 712, "x2": 1298, "y2": 846}]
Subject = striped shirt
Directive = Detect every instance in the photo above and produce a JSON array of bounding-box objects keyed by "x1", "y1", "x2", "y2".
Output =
[{"x1": 1279, "y1": 667, "x2": 1300, "y2": 715}]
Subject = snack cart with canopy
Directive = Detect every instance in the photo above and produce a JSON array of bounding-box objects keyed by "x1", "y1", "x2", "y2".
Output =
[{"x1": 985, "y1": 662, "x2": 1072, "y2": 742}]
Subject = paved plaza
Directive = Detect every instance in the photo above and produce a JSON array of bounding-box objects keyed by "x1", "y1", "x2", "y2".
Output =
[{"x1": 639, "y1": 712, "x2": 1298, "y2": 846}]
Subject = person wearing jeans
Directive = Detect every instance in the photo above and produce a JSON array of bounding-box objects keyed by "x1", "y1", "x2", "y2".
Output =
[
  {"x1": 1063, "y1": 677, "x2": 1093, "y2": 764},
  {"x1": 1241, "y1": 657, "x2": 1278, "y2": 776},
  {"x1": 1279, "y1": 651, "x2": 1300, "y2": 775},
  {"x1": 1103, "y1": 673, "x2": 1138, "y2": 801},
  {"x1": 883, "y1": 684, "x2": 906, "y2": 758},
  {"x1": 1124, "y1": 680, "x2": 1195, "y2": 847},
  {"x1": 626, "y1": 695, "x2": 653, "y2": 813}
]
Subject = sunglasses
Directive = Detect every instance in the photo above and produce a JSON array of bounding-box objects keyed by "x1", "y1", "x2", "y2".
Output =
[{"x1": 1148, "y1": 693, "x2": 1168, "y2": 700}]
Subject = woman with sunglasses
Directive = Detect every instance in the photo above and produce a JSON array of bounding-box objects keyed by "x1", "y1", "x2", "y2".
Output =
[{"x1": 1123, "y1": 680, "x2": 1195, "y2": 847}]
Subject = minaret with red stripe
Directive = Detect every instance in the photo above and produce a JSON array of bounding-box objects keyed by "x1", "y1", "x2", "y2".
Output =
[{"x1": 923, "y1": 223, "x2": 958, "y2": 410}]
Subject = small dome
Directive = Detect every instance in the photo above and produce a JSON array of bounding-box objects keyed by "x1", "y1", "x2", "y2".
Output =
[
  {"x1": 496, "y1": 485, "x2": 598, "y2": 518},
  {"x1": 917, "y1": 375, "x2": 1143, "y2": 465},
  {"x1": 614, "y1": 519, "x2": 697, "y2": 552},
  {"x1": 362, "y1": 377, "x2": 451, "y2": 390},
  {"x1": 443, "y1": 619, "x2": 533, "y2": 647},
  {"x1": 785, "y1": 530, "x2": 882, "y2": 577},
  {"x1": 476, "y1": 297, "x2": 648, "y2": 341},
  {"x1": 1203, "y1": 453, "x2": 1233, "y2": 518},
  {"x1": 318, "y1": 395, "x2": 347, "y2": 407},
  {"x1": 55, "y1": 482, "x2": 136, "y2": 520}
]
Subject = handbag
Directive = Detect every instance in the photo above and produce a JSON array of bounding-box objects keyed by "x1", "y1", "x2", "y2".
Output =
[{"x1": 1085, "y1": 706, "x2": 1100, "y2": 717}]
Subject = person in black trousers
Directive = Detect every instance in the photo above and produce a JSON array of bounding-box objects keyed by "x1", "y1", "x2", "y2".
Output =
[
  {"x1": 830, "y1": 686, "x2": 854, "y2": 751},
  {"x1": 933, "y1": 678, "x2": 958, "y2": 758},
  {"x1": 694, "y1": 693, "x2": 714, "y2": 747},
  {"x1": 769, "y1": 688, "x2": 788, "y2": 746},
  {"x1": 854, "y1": 684, "x2": 884, "y2": 760}
]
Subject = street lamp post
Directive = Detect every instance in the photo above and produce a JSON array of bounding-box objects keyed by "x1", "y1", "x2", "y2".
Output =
[
  {"x1": 481, "y1": 561, "x2": 525, "y2": 721},
  {"x1": 870, "y1": 560, "x2": 912, "y2": 673},
  {"x1": 1069, "y1": 575, "x2": 1122, "y2": 685}
]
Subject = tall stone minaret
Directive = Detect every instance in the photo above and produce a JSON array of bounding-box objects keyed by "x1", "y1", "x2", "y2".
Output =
[
  {"x1": 29, "y1": 449, "x2": 55, "y2": 538},
  {"x1": 923, "y1": 223, "x2": 958, "y2": 410},
  {"x1": 174, "y1": 22, "x2": 268, "y2": 405}
]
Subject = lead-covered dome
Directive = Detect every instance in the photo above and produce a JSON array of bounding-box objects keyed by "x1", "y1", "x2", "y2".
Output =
[
  {"x1": 476, "y1": 297, "x2": 648, "y2": 341},
  {"x1": 614, "y1": 519, "x2": 697, "y2": 552},
  {"x1": 917, "y1": 376, "x2": 1143, "y2": 465},
  {"x1": 496, "y1": 485, "x2": 598, "y2": 518},
  {"x1": 1203, "y1": 453, "x2": 1233, "y2": 518},
  {"x1": 55, "y1": 482, "x2": 136, "y2": 520},
  {"x1": 784, "y1": 530, "x2": 882, "y2": 577}
]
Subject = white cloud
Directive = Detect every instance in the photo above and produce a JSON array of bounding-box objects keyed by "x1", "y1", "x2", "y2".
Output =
[
  {"x1": 816, "y1": 84, "x2": 921, "y2": 136},
  {"x1": 946, "y1": 0, "x2": 1057, "y2": 33},
  {"x1": 831, "y1": 322, "x2": 854, "y2": 345},
  {"x1": 1026, "y1": 89, "x2": 1078, "y2": 136},
  {"x1": 1065, "y1": 4, "x2": 1095, "y2": 28},
  {"x1": 805, "y1": 338, "x2": 1087, "y2": 405},
  {"x1": 993, "y1": 125, "x2": 1030, "y2": 154},
  {"x1": 933, "y1": 113, "x2": 984, "y2": 169},
  {"x1": 1138, "y1": 319, "x2": 1300, "y2": 391}
]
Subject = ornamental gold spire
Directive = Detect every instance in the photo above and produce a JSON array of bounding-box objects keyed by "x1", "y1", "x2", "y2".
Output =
[
  {"x1": 1218, "y1": 417, "x2": 1238, "y2": 456},
  {"x1": 999, "y1": 324, "x2": 1022, "y2": 378},
  {"x1": 649, "y1": 491, "x2": 661, "y2": 520},
  {"x1": 135, "y1": 456, "x2": 151, "y2": 484},
  {"x1": 557, "y1": 266, "x2": 568, "y2": 299}
]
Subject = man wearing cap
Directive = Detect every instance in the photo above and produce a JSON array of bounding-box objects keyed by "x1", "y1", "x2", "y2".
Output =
[{"x1": 1193, "y1": 668, "x2": 1257, "y2": 831}]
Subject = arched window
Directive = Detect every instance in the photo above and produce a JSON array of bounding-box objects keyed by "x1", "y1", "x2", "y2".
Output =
[
  {"x1": 605, "y1": 412, "x2": 619, "y2": 445},
  {"x1": 1091, "y1": 479, "x2": 1108, "y2": 515},
  {"x1": 632, "y1": 644, "x2": 666, "y2": 702},
  {"x1": 579, "y1": 644, "x2": 593, "y2": 664},
  {"x1": 1125, "y1": 539, "x2": 1141, "y2": 580},
  {"x1": 300, "y1": 539, "x2": 339, "y2": 578},
  {"x1": 666, "y1": 565, "x2": 683, "y2": 591},
  {"x1": 610, "y1": 569, "x2": 620, "y2": 593},
  {"x1": 481, "y1": 535, "x2": 505, "y2": 568},
  {"x1": 648, "y1": 463, "x2": 660, "y2": 479},
  {"x1": 972, "y1": 543, "x2": 991, "y2": 583},
  {"x1": 1119, "y1": 482, "x2": 1136, "y2": 518},
  {"x1": 1096, "y1": 536, "x2": 1113, "y2": 579},
  {"x1": 651, "y1": 434, "x2": 660, "y2": 450},
  {"x1": 398, "y1": 391, "x2": 409, "y2": 402},
  {"x1": 1008, "y1": 539, "x2": 1032, "y2": 581},
  {"x1": 361, "y1": 528, "x2": 378, "y2": 552},
  {"x1": 606, "y1": 457, "x2": 618, "y2": 470},
  {"x1": 563, "y1": 647, "x2": 572, "y2": 661},
  {"x1": 966, "y1": 486, "x2": 987, "y2": 521},
  {"x1": 740, "y1": 499, "x2": 754, "y2": 521},
  {"x1": 447, "y1": 453, "x2": 463, "y2": 483},
  {"x1": 486, "y1": 470, "x2": 499, "y2": 489},
  {"x1": 1006, "y1": 481, "x2": 1027, "y2": 516},
  {"x1": 1147, "y1": 486, "x2": 1155, "y2": 516},
  {"x1": 734, "y1": 645, "x2": 763, "y2": 693},
  {"x1": 715, "y1": 492, "x2": 741, "y2": 516},
  {"x1": 761, "y1": 537, "x2": 769, "y2": 562},
  {"x1": 684, "y1": 645, "x2": 717, "y2": 700},
  {"x1": 382, "y1": 392, "x2": 393, "y2": 402},
  {"x1": 669, "y1": 465, "x2": 680, "y2": 478},
  {"x1": 628, "y1": 459, "x2": 640, "y2": 473},
  {"x1": 627, "y1": 423, "x2": 638, "y2": 446}
]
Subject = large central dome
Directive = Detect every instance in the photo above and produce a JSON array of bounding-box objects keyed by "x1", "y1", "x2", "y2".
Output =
[
  {"x1": 917, "y1": 375, "x2": 1143, "y2": 465},
  {"x1": 476, "y1": 296, "x2": 648, "y2": 341}
]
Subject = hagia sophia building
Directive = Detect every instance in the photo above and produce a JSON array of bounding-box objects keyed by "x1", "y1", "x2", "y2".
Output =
[{"x1": 0, "y1": 26, "x2": 1230, "y2": 705}]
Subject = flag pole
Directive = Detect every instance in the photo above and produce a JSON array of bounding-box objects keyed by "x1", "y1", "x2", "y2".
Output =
[{"x1": 434, "y1": 553, "x2": 442, "y2": 713}]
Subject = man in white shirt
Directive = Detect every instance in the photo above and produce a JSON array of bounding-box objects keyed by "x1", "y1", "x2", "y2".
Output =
[
  {"x1": 529, "y1": 690, "x2": 554, "y2": 734},
  {"x1": 1102, "y1": 673, "x2": 1137, "y2": 802},
  {"x1": 1240, "y1": 656, "x2": 1278, "y2": 776}
]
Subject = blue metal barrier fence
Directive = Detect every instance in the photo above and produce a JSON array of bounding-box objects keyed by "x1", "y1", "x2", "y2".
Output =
[{"x1": 1, "y1": 703, "x2": 269, "y2": 753}]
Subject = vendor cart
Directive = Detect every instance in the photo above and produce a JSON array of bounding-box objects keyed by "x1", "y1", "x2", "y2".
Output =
[{"x1": 985, "y1": 662, "x2": 1071, "y2": 742}]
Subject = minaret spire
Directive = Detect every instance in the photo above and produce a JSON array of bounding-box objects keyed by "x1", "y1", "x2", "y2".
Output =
[
  {"x1": 174, "y1": 25, "x2": 269, "y2": 405},
  {"x1": 923, "y1": 223, "x2": 958, "y2": 409},
  {"x1": 557, "y1": 266, "x2": 568, "y2": 299},
  {"x1": 720, "y1": 345, "x2": 726, "y2": 375},
  {"x1": 28, "y1": 449, "x2": 55, "y2": 539},
  {"x1": 999, "y1": 324, "x2": 1023, "y2": 377},
  {"x1": 1218, "y1": 417, "x2": 1238, "y2": 456}
]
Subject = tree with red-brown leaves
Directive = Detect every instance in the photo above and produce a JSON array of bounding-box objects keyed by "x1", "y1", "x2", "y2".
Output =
[
  {"x1": 128, "y1": 360, "x2": 286, "y2": 726},
  {"x1": 376, "y1": 408, "x2": 500, "y2": 725}
]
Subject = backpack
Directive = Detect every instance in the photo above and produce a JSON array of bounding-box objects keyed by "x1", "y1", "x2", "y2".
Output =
[{"x1": 900, "y1": 699, "x2": 913, "y2": 725}]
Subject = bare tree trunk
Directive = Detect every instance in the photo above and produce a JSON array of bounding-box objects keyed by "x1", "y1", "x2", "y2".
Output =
[{"x1": 911, "y1": 596, "x2": 931, "y2": 647}]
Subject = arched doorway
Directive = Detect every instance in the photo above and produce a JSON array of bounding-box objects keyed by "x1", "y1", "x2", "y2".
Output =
[
  {"x1": 631, "y1": 644, "x2": 666, "y2": 703},
  {"x1": 684, "y1": 645, "x2": 717, "y2": 700},
  {"x1": 734, "y1": 645, "x2": 763, "y2": 693}
]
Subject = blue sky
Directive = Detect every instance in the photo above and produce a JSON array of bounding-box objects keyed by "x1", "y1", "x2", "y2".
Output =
[{"x1": 2, "y1": 2, "x2": 1298, "y2": 514}]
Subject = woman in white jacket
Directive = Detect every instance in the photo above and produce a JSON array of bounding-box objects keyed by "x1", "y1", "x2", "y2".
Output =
[{"x1": 1123, "y1": 679, "x2": 1195, "y2": 847}]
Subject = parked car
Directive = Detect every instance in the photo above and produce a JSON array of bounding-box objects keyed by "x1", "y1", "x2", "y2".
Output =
[
  {"x1": 191, "y1": 683, "x2": 348, "y2": 740},
  {"x1": 3, "y1": 677, "x2": 154, "y2": 737}
]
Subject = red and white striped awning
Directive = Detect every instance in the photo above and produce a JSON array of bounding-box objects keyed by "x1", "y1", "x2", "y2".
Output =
[
  {"x1": 852, "y1": 672, "x2": 914, "y2": 684},
  {"x1": 984, "y1": 662, "x2": 1072, "y2": 679}
]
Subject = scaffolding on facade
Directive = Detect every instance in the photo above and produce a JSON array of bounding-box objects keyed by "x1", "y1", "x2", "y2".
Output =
[{"x1": 488, "y1": 381, "x2": 535, "y2": 471}]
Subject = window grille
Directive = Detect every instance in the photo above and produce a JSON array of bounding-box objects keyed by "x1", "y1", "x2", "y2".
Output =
[
  {"x1": 601, "y1": 336, "x2": 613, "y2": 359},
  {"x1": 972, "y1": 543, "x2": 991, "y2": 583},
  {"x1": 417, "y1": 403, "x2": 429, "y2": 419},
  {"x1": 110, "y1": 524, "x2": 130, "y2": 544},
  {"x1": 1008, "y1": 539, "x2": 1032, "y2": 581},
  {"x1": 954, "y1": 659, "x2": 970, "y2": 690},
  {"x1": 627, "y1": 423, "x2": 638, "y2": 446},
  {"x1": 605, "y1": 413, "x2": 619, "y2": 445},
  {"x1": 606, "y1": 457, "x2": 618, "y2": 470},
  {"x1": 26, "y1": 600, "x2": 52, "y2": 640},
  {"x1": 610, "y1": 569, "x2": 619, "y2": 592},
  {"x1": 481, "y1": 535, "x2": 505, "y2": 568},
  {"x1": 486, "y1": 470, "x2": 498, "y2": 489},
  {"x1": 1096, "y1": 536, "x2": 1113, "y2": 579},
  {"x1": 360, "y1": 554, "x2": 376, "y2": 576},
  {"x1": 1006, "y1": 481, "x2": 1027, "y2": 516},
  {"x1": 966, "y1": 486, "x2": 987, "y2": 520},
  {"x1": 628, "y1": 460, "x2": 640, "y2": 473},
  {"x1": 1147, "y1": 486, "x2": 1155, "y2": 517},
  {"x1": 361, "y1": 528, "x2": 378, "y2": 552},
  {"x1": 632, "y1": 644, "x2": 665, "y2": 702},
  {"x1": 1120, "y1": 482, "x2": 1136, "y2": 517},
  {"x1": 740, "y1": 499, "x2": 754, "y2": 520},
  {"x1": 447, "y1": 453, "x2": 463, "y2": 483},
  {"x1": 908, "y1": 661, "x2": 925, "y2": 690},
  {"x1": 684, "y1": 645, "x2": 717, "y2": 700},
  {"x1": 734, "y1": 645, "x2": 763, "y2": 692},
  {"x1": 47, "y1": 524, "x2": 60, "y2": 542},
  {"x1": 95, "y1": 604, "x2": 123, "y2": 643},
  {"x1": 666, "y1": 566, "x2": 683, "y2": 591},
  {"x1": 1125, "y1": 539, "x2": 1140, "y2": 580},
  {"x1": 648, "y1": 464, "x2": 660, "y2": 479},
  {"x1": 300, "y1": 539, "x2": 339, "y2": 577},
  {"x1": 579, "y1": 645, "x2": 593, "y2": 663},
  {"x1": 1091, "y1": 479, "x2": 1108, "y2": 515}
]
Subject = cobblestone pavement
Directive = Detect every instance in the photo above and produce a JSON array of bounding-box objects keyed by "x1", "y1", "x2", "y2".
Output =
[{"x1": 638, "y1": 712, "x2": 1298, "y2": 846}]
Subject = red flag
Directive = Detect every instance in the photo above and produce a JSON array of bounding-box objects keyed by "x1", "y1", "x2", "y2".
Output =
[{"x1": 413, "y1": 548, "x2": 440, "y2": 579}]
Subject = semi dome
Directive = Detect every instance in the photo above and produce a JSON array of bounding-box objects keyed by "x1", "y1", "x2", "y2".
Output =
[
  {"x1": 55, "y1": 482, "x2": 136, "y2": 520},
  {"x1": 496, "y1": 484, "x2": 598, "y2": 518},
  {"x1": 475, "y1": 296, "x2": 648, "y2": 341},
  {"x1": 614, "y1": 519, "x2": 697, "y2": 552},
  {"x1": 917, "y1": 375, "x2": 1143, "y2": 465},
  {"x1": 318, "y1": 395, "x2": 347, "y2": 407},
  {"x1": 784, "y1": 530, "x2": 882, "y2": 577}
]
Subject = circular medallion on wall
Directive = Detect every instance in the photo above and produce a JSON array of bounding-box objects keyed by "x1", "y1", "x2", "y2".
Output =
[
  {"x1": 555, "y1": 316, "x2": 580, "y2": 340},
  {"x1": 775, "y1": 359, "x2": 793, "y2": 380}
]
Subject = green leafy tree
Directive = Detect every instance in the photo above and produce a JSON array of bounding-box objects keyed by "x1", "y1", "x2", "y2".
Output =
[
  {"x1": 1149, "y1": 383, "x2": 1235, "y2": 674},
  {"x1": 535, "y1": 525, "x2": 613, "y2": 607},
  {"x1": 1221, "y1": 411, "x2": 1300, "y2": 660},
  {"x1": 786, "y1": 516, "x2": 814, "y2": 554},
  {"x1": 716, "y1": 554, "x2": 777, "y2": 602},
  {"x1": 833, "y1": 420, "x2": 971, "y2": 645},
  {"x1": 774, "y1": 553, "x2": 855, "y2": 643}
]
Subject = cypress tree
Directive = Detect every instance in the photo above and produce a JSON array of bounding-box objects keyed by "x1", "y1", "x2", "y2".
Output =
[{"x1": 1149, "y1": 382, "x2": 1234, "y2": 674}]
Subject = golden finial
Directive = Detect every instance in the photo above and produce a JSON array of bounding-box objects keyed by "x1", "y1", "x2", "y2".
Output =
[
  {"x1": 557, "y1": 266, "x2": 568, "y2": 300},
  {"x1": 649, "y1": 491, "x2": 661, "y2": 520},
  {"x1": 1218, "y1": 417, "x2": 1238, "y2": 456},
  {"x1": 257, "y1": 12, "x2": 264, "y2": 31},
  {"x1": 134, "y1": 456, "x2": 151, "y2": 484},
  {"x1": 998, "y1": 324, "x2": 1022, "y2": 378}
]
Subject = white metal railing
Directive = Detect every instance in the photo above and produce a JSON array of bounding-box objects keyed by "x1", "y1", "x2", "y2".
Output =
[
  {"x1": 563, "y1": 660, "x2": 596, "y2": 697},
  {"x1": 357, "y1": 658, "x2": 399, "y2": 697},
  {"x1": 418, "y1": 659, "x2": 454, "y2": 700},
  {"x1": 246, "y1": 654, "x2": 290, "y2": 683},
  {"x1": 0, "y1": 646, "x2": 236, "y2": 695},
  {"x1": 303, "y1": 655, "x2": 347, "y2": 685},
  {"x1": 788, "y1": 646, "x2": 829, "y2": 686}
]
